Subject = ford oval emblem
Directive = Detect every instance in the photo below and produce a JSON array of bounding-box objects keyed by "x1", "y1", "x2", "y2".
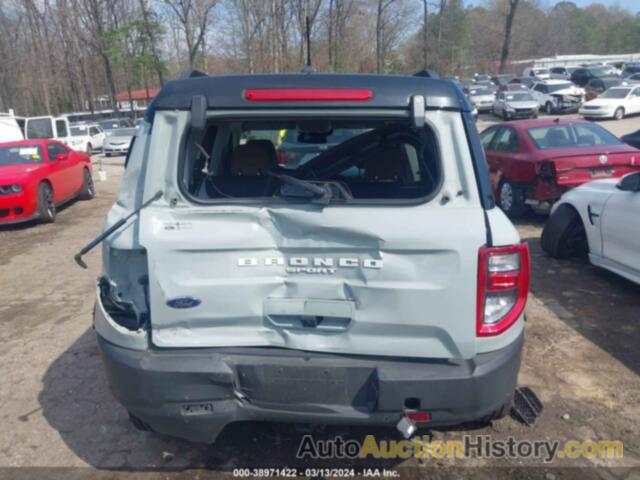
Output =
[
  {"x1": 599, "y1": 154, "x2": 608, "y2": 165},
  {"x1": 166, "y1": 297, "x2": 201, "y2": 309}
]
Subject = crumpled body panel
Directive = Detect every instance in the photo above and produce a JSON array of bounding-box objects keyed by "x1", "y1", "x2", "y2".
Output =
[{"x1": 140, "y1": 204, "x2": 486, "y2": 359}]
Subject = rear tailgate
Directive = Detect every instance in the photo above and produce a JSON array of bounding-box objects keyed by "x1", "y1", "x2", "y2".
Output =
[
  {"x1": 139, "y1": 204, "x2": 487, "y2": 360},
  {"x1": 550, "y1": 151, "x2": 640, "y2": 186}
]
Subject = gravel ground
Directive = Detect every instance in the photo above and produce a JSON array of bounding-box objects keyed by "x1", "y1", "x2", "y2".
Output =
[{"x1": 0, "y1": 114, "x2": 639, "y2": 479}]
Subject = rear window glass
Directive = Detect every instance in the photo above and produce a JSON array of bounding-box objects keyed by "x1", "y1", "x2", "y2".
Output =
[
  {"x1": 528, "y1": 124, "x2": 622, "y2": 149},
  {"x1": 26, "y1": 118, "x2": 54, "y2": 139},
  {"x1": 181, "y1": 118, "x2": 441, "y2": 203},
  {"x1": 0, "y1": 145, "x2": 43, "y2": 165}
]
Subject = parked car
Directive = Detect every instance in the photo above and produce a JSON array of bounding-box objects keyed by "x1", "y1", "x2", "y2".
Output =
[
  {"x1": 93, "y1": 73, "x2": 529, "y2": 443},
  {"x1": 625, "y1": 73, "x2": 640, "y2": 84},
  {"x1": 0, "y1": 112, "x2": 24, "y2": 143},
  {"x1": 491, "y1": 74, "x2": 514, "y2": 87},
  {"x1": 68, "y1": 124, "x2": 106, "y2": 153},
  {"x1": 277, "y1": 128, "x2": 367, "y2": 168},
  {"x1": 463, "y1": 85, "x2": 495, "y2": 112},
  {"x1": 622, "y1": 64, "x2": 640, "y2": 78},
  {"x1": 570, "y1": 67, "x2": 611, "y2": 87},
  {"x1": 97, "y1": 118, "x2": 134, "y2": 135},
  {"x1": 523, "y1": 67, "x2": 551, "y2": 80},
  {"x1": 541, "y1": 172, "x2": 640, "y2": 285},
  {"x1": 579, "y1": 85, "x2": 640, "y2": 120},
  {"x1": 621, "y1": 129, "x2": 640, "y2": 149},
  {"x1": 508, "y1": 77, "x2": 535, "y2": 89},
  {"x1": 531, "y1": 80, "x2": 585, "y2": 114},
  {"x1": 549, "y1": 66, "x2": 578, "y2": 80},
  {"x1": 0, "y1": 139, "x2": 94, "y2": 224},
  {"x1": 102, "y1": 127, "x2": 136, "y2": 156},
  {"x1": 492, "y1": 91, "x2": 539, "y2": 120},
  {"x1": 480, "y1": 119, "x2": 640, "y2": 217},
  {"x1": 24, "y1": 116, "x2": 72, "y2": 147},
  {"x1": 473, "y1": 73, "x2": 492, "y2": 83},
  {"x1": 584, "y1": 77, "x2": 625, "y2": 101}
]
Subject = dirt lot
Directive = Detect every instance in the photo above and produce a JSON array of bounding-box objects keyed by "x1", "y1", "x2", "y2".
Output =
[{"x1": 0, "y1": 115, "x2": 639, "y2": 479}]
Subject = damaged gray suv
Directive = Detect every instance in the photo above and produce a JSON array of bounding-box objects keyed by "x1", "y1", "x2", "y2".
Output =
[{"x1": 92, "y1": 72, "x2": 530, "y2": 443}]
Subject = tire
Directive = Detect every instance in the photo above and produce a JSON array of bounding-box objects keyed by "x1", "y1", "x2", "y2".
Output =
[
  {"x1": 545, "y1": 102, "x2": 554, "y2": 115},
  {"x1": 85, "y1": 143, "x2": 92, "y2": 154},
  {"x1": 37, "y1": 182, "x2": 56, "y2": 223},
  {"x1": 497, "y1": 179, "x2": 527, "y2": 218},
  {"x1": 541, "y1": 204, "x2": 588, "y2": 258},
  {"x1": 80, "y1": 168, "x2": 95, "y2": 200},
  {"x1": 614, "y1": 107, "x2": 625, "y2": 120},
  {"x1": 104, "y1": 152, "x2": 111, "y2": 157}
]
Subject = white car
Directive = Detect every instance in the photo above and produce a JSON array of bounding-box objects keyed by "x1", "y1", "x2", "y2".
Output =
[
  {"x1": 68, "y1": 124, "x2": 106, "y2": 153},
  {"x1": 523, "y1": 67, "x2": 551, "y2": 80},
  {"x1": 531, "y1": 80, "x2": 585, "y2": 114},
  {"x1": 0, "y1": 111, "x2": 24, "y2": 142},
  {"x1": 579, "y1": 86, "x2": 640, "y2": 120},
  {"x1": 542, "y1": 172, "x2": 640, "y2": 285}
]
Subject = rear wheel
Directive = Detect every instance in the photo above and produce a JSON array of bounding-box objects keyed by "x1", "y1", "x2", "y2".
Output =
[
  {"x1": 80, "y1": 168, "x2": 95, "y2": 200},
  {"x1": 37, "y1": 183, "x2": 56, "y2": 223},
  {"x1": 497, "y1": 179, "x2": 527, "y2": 218},
  {"x1": 614, "y1": 107, "x2": 625, "y2": 120},
  {"x1": 85, "y1": 143, "x2": 92, "y2": 154},
  {"x1": 541, "y1": 204, "x2": 588, "y2": 258}
]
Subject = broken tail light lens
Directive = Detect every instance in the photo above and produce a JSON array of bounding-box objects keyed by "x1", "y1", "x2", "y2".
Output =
[
  {"x1": 477, "y1": 243, "x2": 530, "y2": 337},
  {"x1": 243, "y1": 88, "x2": 373, "y2": 102}
]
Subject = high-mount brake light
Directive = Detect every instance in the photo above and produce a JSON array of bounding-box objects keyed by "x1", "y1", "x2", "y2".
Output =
[
  {"x1": 243, "y1": 88, "x2": 373, "y2": 102},
  {"x1": 477, "y1": 243, "x2": 530, "y2": 337}
]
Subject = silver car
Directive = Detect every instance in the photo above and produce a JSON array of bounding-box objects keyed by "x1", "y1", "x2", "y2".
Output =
[
  {"x1": 492, "y1": 91, "x2": 539, "y2": 120},
  {"x1": 464, "y1": 86, "x2": 495, "y2": 112},
  {"x1": 102, "y1": 127, "x2": 136, "y2": 156}
]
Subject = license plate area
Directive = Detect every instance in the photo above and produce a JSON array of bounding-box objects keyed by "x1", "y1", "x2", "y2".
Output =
[
  {"x1": 590, "y1": 168, "x2": 613, "y2": 178},
  {"x1": 235, "y1": 364, "x2": 378, "y2": 409}
]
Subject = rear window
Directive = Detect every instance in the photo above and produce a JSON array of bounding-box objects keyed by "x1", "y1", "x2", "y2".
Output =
[
  {"x1": 181, "y1": 118, "x2": 441, "y2": 203},
  {"x1": 0, "y1": 145, "x2": 43, "y2": 165},
  {"x1": 528, "y1": 124, "x2": 622, "y2": 149},
  {"x1": 26, "y1": 118, "x2": 54, "y2": 139}
]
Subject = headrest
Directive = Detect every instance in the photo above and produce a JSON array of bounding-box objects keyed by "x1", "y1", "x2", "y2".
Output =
[
  {"x1": 229, "y1": 140, "x2": 277, "y2": 176},
  {"x1": 362, "y1": 144, "x2": 406, "y2": 182}
]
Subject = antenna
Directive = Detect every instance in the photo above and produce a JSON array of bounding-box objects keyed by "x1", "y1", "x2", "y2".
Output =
[{"x1": 302, "y1": 16, "x2": 316, "y2": 73}]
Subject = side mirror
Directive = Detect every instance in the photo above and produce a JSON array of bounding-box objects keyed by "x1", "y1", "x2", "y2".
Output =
[
  {"x1": 616, "y1": 172, "x2": 640, "y2": 192},
  {"x1": 55, "y1": 153, "x2": 68, "y2": 162}
]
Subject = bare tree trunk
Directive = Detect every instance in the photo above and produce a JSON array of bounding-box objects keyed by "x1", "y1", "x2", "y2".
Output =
[
  {"x1": 422, "y1": 0, "x2": 428, "y2": 69},
  {"x1": 499, "y1": 0, "x2": 519, "y2": 73}
]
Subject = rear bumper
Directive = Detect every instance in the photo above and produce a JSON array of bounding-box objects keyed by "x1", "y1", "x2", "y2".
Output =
[{"x1": 97, "y1": 332, "x2": 523, "y2": 444}]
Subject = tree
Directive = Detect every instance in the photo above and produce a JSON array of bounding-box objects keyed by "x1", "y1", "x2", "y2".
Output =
[
  {"x1": 164, "y1": 0, "x2": 218, "y2": 70},
  {"x1": 499, "y1": 0, "x2": 519, "y2": 73}
]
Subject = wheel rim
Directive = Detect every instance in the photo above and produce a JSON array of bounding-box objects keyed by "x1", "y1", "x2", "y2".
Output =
[
  {"x1": 500, "y1": 182, "x2": 513, "y2": 212},
  {"x1": 615, "y1": 108, "x2": 623, "y2": 120},
  {"x1": 45, "y1": 188, "x2": 55, "y2": 217},
  {"x1": 86, "y1": 172, "x2": 95, "y2": 196}
]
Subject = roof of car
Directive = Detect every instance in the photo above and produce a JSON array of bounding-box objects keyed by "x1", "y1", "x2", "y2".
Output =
[
  {"x1": 537, "y1": 79, "x2": 574, "y2": 85},
  {"x1": 147, "y1": 73, "x2": 471, "y2": 118}
]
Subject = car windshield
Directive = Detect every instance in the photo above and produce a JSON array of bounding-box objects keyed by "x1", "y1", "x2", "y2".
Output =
[
  {"x1": 547, "y1": 82, "x2": 574, "y2": 93},
  {"x1": 505, "y1": 93, "x2": 534, "y2": 102},
  {"x1": 528, "y1": 124, "x2": 622, "y2": 149},
  {"x1": 0, "y1": 145, "x2": 44, "y2": 165},
  {"x1": 534, "y1": 69, "x2": 549, "y2": 75},
  {"x1": 600, "y1": 88, "x2": 630, "y2": 99},
  {"x1": 112, "y1": 128, "x2": 136, "y2": 137},
  {"x1": 181, "y1": 118, "x2": 441, "y2": 202},
  {"x1": 26, "y1": 118, "x2": 53, "y2": 139},
  {"x1": 589, "y1": 67, "x2": 608, "y2": 76}
]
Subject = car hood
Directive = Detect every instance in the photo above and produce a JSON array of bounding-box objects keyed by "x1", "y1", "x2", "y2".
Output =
[
  {"x1": 105, "y1": 135, "x2": 133, "y2": 144},
  {"x1": 583, "y1": 98, "x2": 624, "y2": 107},
  {"x1": 550, "y1": 86, "x2": 584, "y2": 96},
  {"x1": 0, "y1": 164, "x2": 45, "y2": 183}
]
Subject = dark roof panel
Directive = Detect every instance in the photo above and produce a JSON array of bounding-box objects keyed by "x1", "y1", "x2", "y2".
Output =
[{"x1": 148, "y1": 73, "x2": 470, "y2": 115}]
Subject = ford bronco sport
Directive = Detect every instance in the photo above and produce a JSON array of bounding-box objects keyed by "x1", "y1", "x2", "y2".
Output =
[{"x1": 94, "y1": 73, "x2": 529, "y2": 443}]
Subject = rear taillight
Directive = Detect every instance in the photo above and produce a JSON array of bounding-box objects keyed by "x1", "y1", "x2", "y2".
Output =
[
  {"x1": 243, "y1": 88, "x2": 373, "y2": 102},
  {"x1": 278, "y1": 151, "x2": 286, "y2": 165},
  {"x1": 537, "y1": 161, "x2": 556, "y2": 177},
  {"x1": 477, "y1": 244, "x2": 529, "y2": 337}
]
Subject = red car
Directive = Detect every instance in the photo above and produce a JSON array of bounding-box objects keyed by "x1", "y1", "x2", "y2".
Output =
[
  {"x1": 0, "y1": 139, "x2": 94, "y2": 225},
  {"x1": 481, "y1": 119, "x2": 640, "y2": 217}
]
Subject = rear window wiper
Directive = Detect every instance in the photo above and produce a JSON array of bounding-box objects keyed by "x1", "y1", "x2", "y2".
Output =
[{"x1": 268, "y1": 172, "x2": 332, "y2": 205}]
